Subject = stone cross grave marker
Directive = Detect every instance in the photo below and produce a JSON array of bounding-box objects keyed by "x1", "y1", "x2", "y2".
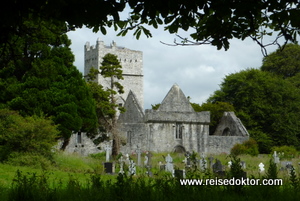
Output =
[
  {"x1": 165, "y1": 154, "x2": 174, "y2": 173},
  {"x1": 259, "y1": 162, "x2": 265, "y2": 172},
  {"x1": 105, "y1": 144, "x2": 111, "y2": 162},
  {"x1": 136, "y1": 146, "x2": 142, "y2": 166},
  {"x1": 146, "y1": 152, "x2": 153, "y2": 176},
  {"x1": 128, "y1": 160, "x2": 136, "y2": 176}
]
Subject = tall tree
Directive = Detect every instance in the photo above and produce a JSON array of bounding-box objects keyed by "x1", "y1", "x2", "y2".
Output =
[
  {"x1": 261, "y1": 44, "x2": 300, "y2": 78},
  {"x1": 1, "y1": 1, "x2": 300, "y2": 53},
  {"x1": 0, "y1": 17, "x2": 97, "y2": 149},
  {"x1": 208, "y1": 69, "x2": 300, "y2": 152},
  {"x1": 99, "y1": 53, "x2": 124, "y2": 156}
]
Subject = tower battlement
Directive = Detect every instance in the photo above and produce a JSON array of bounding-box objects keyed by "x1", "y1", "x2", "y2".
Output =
[{"x1": 84, "y1": 38, "x2": 144, "y2": 110}]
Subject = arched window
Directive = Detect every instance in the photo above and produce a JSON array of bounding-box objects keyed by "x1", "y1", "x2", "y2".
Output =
[{"x1": 222, "y1": 127, "x2": 231, "y2": 136}]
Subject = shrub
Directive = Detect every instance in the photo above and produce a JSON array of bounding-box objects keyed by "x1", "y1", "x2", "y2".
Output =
[
  {"x1": 230, "y1": 144, "x2": 247, "y2": 156},
  {"x1": 271, "y1": 145, "x2": 298, "y2": 159},
  {"x1": 0, "y1": 109, "x2": 59, "y2": 161},
  {"x1": 6, "y1": 152, "x2": 52, "y2": 169},
  {"x1": 230, "y1": 138, "x2": 259, "y2": 156}
]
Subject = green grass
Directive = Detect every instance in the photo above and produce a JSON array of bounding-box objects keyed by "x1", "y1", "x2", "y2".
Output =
[{"x1": 0, "y1": 152, "x2": 300, "y2": 200}]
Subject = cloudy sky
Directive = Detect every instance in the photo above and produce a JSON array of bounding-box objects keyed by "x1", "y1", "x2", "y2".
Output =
[{"x1": 67, "y1": 25, "x2": 279, "y2": 110}]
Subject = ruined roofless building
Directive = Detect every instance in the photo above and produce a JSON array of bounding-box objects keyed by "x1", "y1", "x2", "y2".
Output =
[
  {"x1": 64, "y1": 40, "x2": 249, "y2": 156},
  {"x1": 84, "y1": 38, "x2": 144, "y2": 110},
  {"x1": 118, "y1": 84, "x2": 250, "y2": 154}
]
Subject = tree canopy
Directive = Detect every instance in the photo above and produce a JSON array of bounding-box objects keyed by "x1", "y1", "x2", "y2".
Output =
[
  {"x1": 208, "y1": 68, "x2": 300, "y2": 152},
  {"x1": 1, "y1": 1, "x2": 300, "y2": 53},
  {"x1": 0, "y1": 17, "x2": 98, "y2": 148},
  {"x1": 261, "y1": 43, "x2": 300, "y2": 78}
]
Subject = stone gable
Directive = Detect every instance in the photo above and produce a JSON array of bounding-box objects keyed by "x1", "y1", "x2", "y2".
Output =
[{"x1": 158, "y1": 84, "x2": 194, "y2": 112}]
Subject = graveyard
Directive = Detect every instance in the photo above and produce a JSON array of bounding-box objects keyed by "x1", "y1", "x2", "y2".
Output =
[{"x1": 0, "y1": 150, "x2": 300, "y2": 201}]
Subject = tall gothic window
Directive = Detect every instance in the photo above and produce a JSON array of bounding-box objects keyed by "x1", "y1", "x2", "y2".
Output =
[
  {"x1": 127, "y1": 131, "x2": 133, "y2": 145},
  {"x1": 77, "y1": 132, "x2": 82, "y2": 144},
  {"x1": 175, "y1": 123, "x2": 183, "y2": 139}
]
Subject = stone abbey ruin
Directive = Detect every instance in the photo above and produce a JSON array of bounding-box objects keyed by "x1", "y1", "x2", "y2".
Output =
[{"x1": 63, "y1": 39, "x2": 249, "y2": 156}]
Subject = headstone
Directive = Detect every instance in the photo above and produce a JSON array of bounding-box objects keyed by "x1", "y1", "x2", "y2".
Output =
[
  {"x1": 105, "y1": 144, "x2": 111, "y2": 162},
  {"x1": 208, "y1": 156, "x2": 214, "y2": 169},
  {"x1": 128, "y1": 160, "x2": 136, "y2": 176},
  {"x1": 173, "y1": 169, "x2": 186, "y2": 179},
  {"x1": 158, "y1": 161, "x2": 165, "y2": 171},
  {"x1": 119, "y1": 156, "x2": 124, "y2": 174},
  {"x1": 259, "y1": 162, "x2": 265, "y2": 172},
  {"x1": 199, "y1": 157, "x2": 207, "y2": 171},
  {"x1": 136, "y1": 147, "x2": 142, "y2": 166},
  {"x1": 145, "y1": 152, "x2": 153, "y2": 176},
  {"x1": 240, "y1": 161, "x2": 246, "y2": 169},
  {"x1": 165, "y1": 154, "x2": 174, "y2": 173},
  {"x1": 273, "y1": 151, "x2": 280, "y2": 164},
  {"x1": 280, "y1": 161, "x2": 293, "y2": 171},
  {"x1": 228, "y1": 161, "x2": 232, "y2": 168},
  {"x1": 104, "y1": 162, "x2": 114, "y2": 174},
  {"x1": 125, "y1": 153, "x2": 130, "y2": 165},
  {"x1": 212, "y1": 159, "x2": 223, "y2": 173},
  {"x1": 146, "y1": 152, "x2": 153, "y2": 167},
  {"x1": 144, "y1": 155, "x2": 148, "y2": 167},
  {"x1": 185, "y1": 152, "x2": 191, "y2": 168}
]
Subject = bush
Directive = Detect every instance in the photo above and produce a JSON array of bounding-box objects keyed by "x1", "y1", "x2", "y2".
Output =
[
  {"x1": 271, "y1": 145, "x2": 298, "y2": 159},
  {"x1": 231, "y1": 138, "x2": 259, "y2": 156},
  {"x1": 0, "y1": 109, "x2": 59, "y2": 161},
  {"x1": 6, "y1": 152, "x2": 52, "y2": 169}
]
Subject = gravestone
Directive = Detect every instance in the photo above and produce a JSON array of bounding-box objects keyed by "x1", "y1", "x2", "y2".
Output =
[
  {"x1": 213, "y1": 159, "x2": 225, "y2": 177},
  {"x1": 145, "y1": 152, "x2": 153, "y2": 176},
  {"x1": 213, "y1": 159, "x2": 223, "y2": 173},
  {"x1": 185, "y1": 152, "x2": 191, "y2": 168},
  {"x1": 125, "y1": 153, "x2": 130, "y2": 165},
  {"x1": 104, "y1": 162, "x2": 114, "y2": 174},
  {"x1": 173, "y1": 169, "x2": 186, "y2": 179},
  {"x1": 228, "y1": 161, "x2": 232, "y2": 168},
  {"x1": 128, "y1": 160, "x2": 136, "y2": 176},
  {"x1": 208, "y1": 156, "x2": 214, "y2": 169},
  {"x1": 158, "y1": 161, "x2": 165, "y2": 171},
  {"x1": 119, "y1": 155, "x2": 124, "y2": 174},
  {"x1": 240, "y1": 161, "x2": 246, "y2": 169},
  {"x1": 144, "y1": 155, "x2": 148, "y2": 167},
  {"x1": 199, "y1": 157, "x2": 207, "y2": 171},
  {"x1": 273, "y1": 151, "x2": 280, "y2": 164},
  {"x1": 165, "y1": 154, "x2": 174, "y2": 173},
  {"x1": 280, "y1": 161, "x2": 292, "y2": 171},
  {"x1": 259, "y1": 162, "x2": 265, "y2": 172},
  {"x1": 105, "y1": 144, "x2": 111, "y2": 162},
  {"x1": 136, "y1": 147, "x2": 142, "y2": 166}
]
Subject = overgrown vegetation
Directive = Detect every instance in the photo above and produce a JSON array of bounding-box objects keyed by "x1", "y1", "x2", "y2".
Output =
[
  {"x1": 0, "y1": 153, "x2": 299, "y2": 201},
  {"x1": 231, "y1": 139, "x2": 259, "y2": 156}
]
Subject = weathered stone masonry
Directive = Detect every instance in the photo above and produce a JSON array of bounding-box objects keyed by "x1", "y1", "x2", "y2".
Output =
[
  {"x1": 84, "y1": 39, "x2": 144, "y2": 110},
  {"x1": 63, "y1": 41, "x2": 249, "y2": 156},
  {"x1": 118, "y1": 84, "x2": 249, "y2": 154}
]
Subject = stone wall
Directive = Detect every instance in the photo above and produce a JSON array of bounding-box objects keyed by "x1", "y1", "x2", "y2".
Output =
[
  {"x1": 61, "y1": 132, "x2": 102, "y2": 156},
  {"x1": 207, "y1": 136, "x2": 249, "y2": 154}
]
